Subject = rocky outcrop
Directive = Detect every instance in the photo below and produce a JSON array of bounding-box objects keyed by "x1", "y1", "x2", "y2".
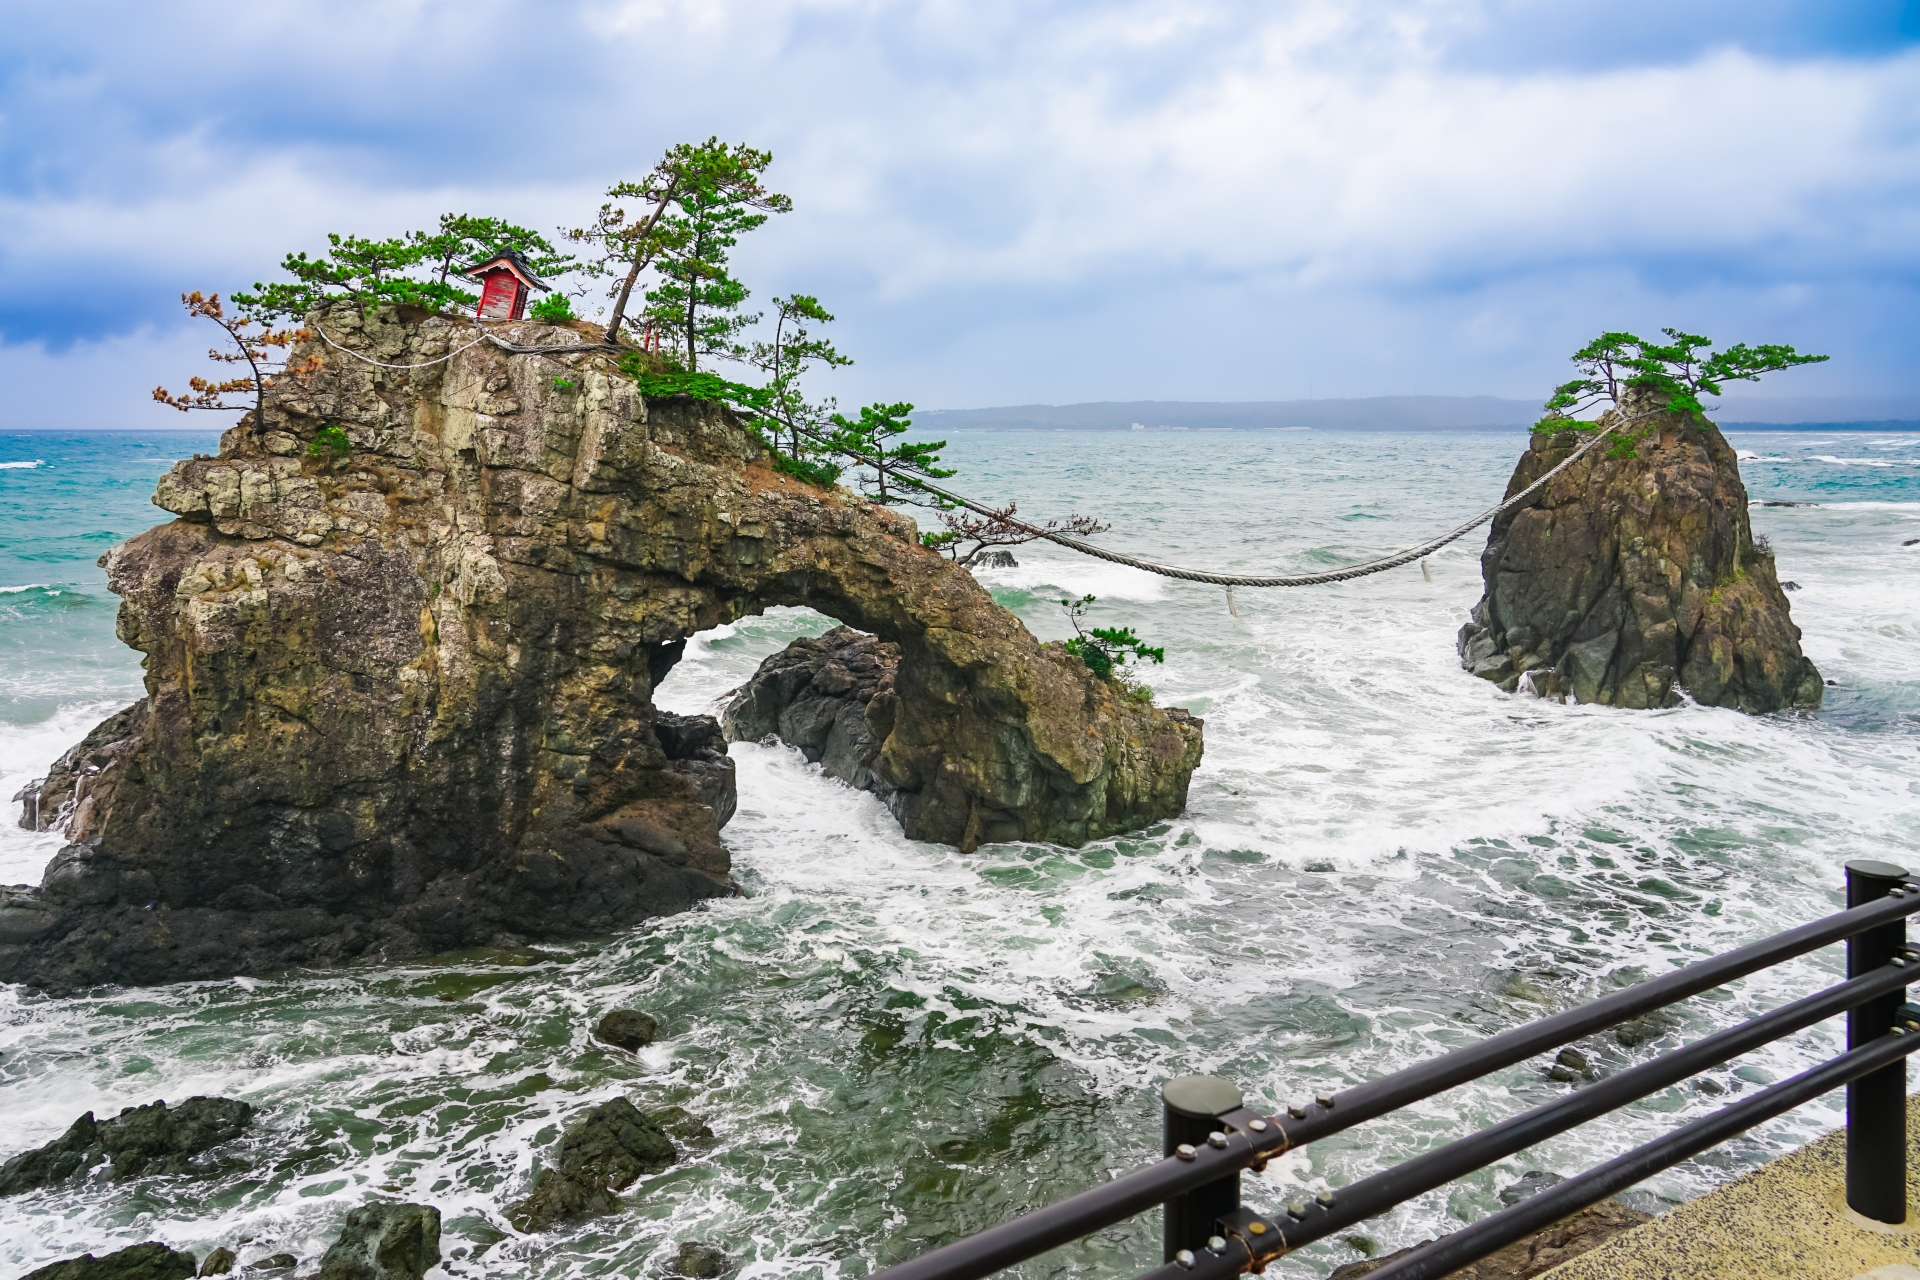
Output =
[
  {"x1": 1458, "y1": 400, "x2": 1821, "y2": 712},
  {"x1": 312, "y1": 1203, "x2": 440, "y2": 1280},
  {"x1": 593, "y1": 1008, "x2": 658, "y2": 1050},
  {"x1": 0, "y1": 1097, "x2": 254, "y2": 1194},
  {"x1": 1328, "y1": 1197, "x2": 1650, "y2": 1279},
  {"x1": 1, "y1": 304, "x2": 1200, "y2": 990},
  {"x1": 723, "y1": 627, "x2": 903, "y2": 800},
  {"x1": 508, "y1": 1097, "x2": 675, "y2": 1232},
  {"x1": 13, "y1": 702, "x2": 148, "y2": 833},
  {"x1": 725, "y1": 626, "x2": 1203, "y2": 842},
  {"x1": 21, "y1": 1243, "x2": 200, "y2": 1280}
]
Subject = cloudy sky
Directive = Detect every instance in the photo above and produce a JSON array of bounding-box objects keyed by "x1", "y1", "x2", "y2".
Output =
[{"x1": 3, "y1": 0, "x2": 1917, "y2": 426}]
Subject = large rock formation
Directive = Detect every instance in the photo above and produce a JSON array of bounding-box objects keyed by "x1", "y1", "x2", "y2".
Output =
[
  {"x1": 2, "y1": 305, "x2": 1201, "y2": 990},
  {"x1": 1458, "y1": 400, "x2": 1822, "y2": 712},
  {"x1": 0, "y1": 1096, "x2": 254, "y2": 1194},
  {"x1": 722, "y1": 625, "x2": 1203, "y2": 841}
]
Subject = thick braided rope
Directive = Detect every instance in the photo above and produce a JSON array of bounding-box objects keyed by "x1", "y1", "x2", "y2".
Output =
[
  {"x1": 313, "y1": 318, "x2": 1640, "y2": 590},
  {"x1": 830, "y1": 411, "x2": 1647, "y2": 589}
]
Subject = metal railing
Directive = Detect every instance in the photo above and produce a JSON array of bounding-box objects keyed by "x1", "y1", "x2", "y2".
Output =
[{"x1": 869, "y1": 860, "x2": 1920, "y2": 1280}]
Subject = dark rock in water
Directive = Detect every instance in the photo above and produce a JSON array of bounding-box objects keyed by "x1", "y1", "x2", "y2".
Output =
[
  {"x1": 594, "y1": 1009, "x2": 659, "y2": 1050},
  {"x1": 508, "y1": 1098, "x2": 676, "y2": 1232},
  {"x1": 724, "y1": 625, "x2": 1201, "y2": 849},
  {"x1": 650, "y1": 1105, "x2": 717, "y2": 1146},
  {"x1": 1780, "y1": 581, "x2": 1801, "y2": 591},
  {"x1": 1500, "y1": 1169, "x2": 1567, "y2": 1206},
  {"x1": 0, "y1": 306, "x2": 1200, "y2": 991},
  {"x1": 670, "y1": 1242, "x2": 731, "y2": 1278},
  {"x1": 197, "y1": 1249, "x2": 235, "y2": 1277},
  {"x1": 20, "y1": 1243, "x2": 198, "y2": 1280},
  {"x1": 724, "y1": 627, "x2": 903, "y2": 803},
  {"x1": 1458, "y1": 395, "x2": 1821, "y2": 713},
  {"x1": 0, "y1": 1097, "x2": 254, "y2": 1194},
  {"x1": 246, "y1": 1258, "x2": 294, "y2": 1273},
  {"x1": 13, "y1": 702, "x2": 148, "y2": 833},
  {"x1": 1904, "y1": 538, "x2": 1920, "y2": 547},
  {"x1": 1326, "y1": 1197, "x2": 1649, "y2": 1278},
  {"x1": 975, "y1": 550, "x2": 1018, "y2": 569},
  {"x1": 313, "y1": 1203, "x2": 440, "y2": 1280}
]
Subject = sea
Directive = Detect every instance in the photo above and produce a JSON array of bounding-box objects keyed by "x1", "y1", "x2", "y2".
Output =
[{"x1": 1, "y1": 425, "x2": 1917, "y2": 1280}]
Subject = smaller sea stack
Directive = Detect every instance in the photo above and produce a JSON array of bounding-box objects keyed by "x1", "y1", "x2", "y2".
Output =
[{"x1": 1459, "y1": 396, "x2": 1822, "y2": 712}]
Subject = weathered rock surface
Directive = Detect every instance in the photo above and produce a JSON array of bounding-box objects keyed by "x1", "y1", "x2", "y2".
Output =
[
  {"x1": 723, "y1": 627, "x2": 903, "y2": 800},
  {"x1": 313, "y1": 1203, "x2": 440, "y2": 1280},
  {"x1": 669, "y1": 1242, "x2": 731, "y2": 1278},
  {"x1": 1, "y1": 304, "x2": 1199, "y2": 990},
  {"x1": 593, "y1": 1008, "x2": 658, "y2": 1050},
  {"x1": 197, "y1": 1249, "x2": 235, "y2": 1277},
  {"x1": 20, "y1": 1243, "x2": 199, "y2": 1280},
  {"x1": 724, "y1": 625, "x2": 1202, "y2": 841},
  {"x1": 1328, "y1": 1197, "x2": 1650, "y2": 1279},
  {"x1": 0, "y1": 1097, "x2": 253, "y2": 1194},
  {"x1": 508, "y1": 1097, "x2": 676, "y2": 1232},
  {"x1": 1458, "y1": 399, "x2": 1821, "y2": 712},
  {"x1": 12, "y1": 702, "x2": 148, "y2": 833}
]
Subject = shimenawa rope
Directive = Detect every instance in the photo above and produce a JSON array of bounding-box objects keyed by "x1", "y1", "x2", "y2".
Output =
[{"x1": 310, "y1": 320, "x2": 1642, "y2": 590}]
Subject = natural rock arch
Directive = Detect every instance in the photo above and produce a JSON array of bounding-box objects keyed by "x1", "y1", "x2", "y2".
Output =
[{"x1": 1, "y1": 307, "x2": 1202, "y2": 990}]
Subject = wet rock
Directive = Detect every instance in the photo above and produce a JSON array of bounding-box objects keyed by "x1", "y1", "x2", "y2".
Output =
[
  {"x1": 650, "y1": 1105, "x2": 717, "y2": 1146},
  {"x1": 1780, "y1": 581, "x2": 1801, "y2": 591},
  {"x1": 0, "y1": 1097, "x2": 254, "y2": 1194},
  {"x1": 670, "y1": 1242, "x2": 731, "y2": 1278},
  {"x1": 1500, "y1": 1170, "x2": 1567, "y2": 1206},
  {"x1": 508, "y1": 1098, "x2": 676, "y2": 1232},
  {"x1": 198, "y1": 1249, "x2": 236, "y2": 1277},
  {"x1": 1458, "y1": 394, "x2": 1821, "y2": 713},
  {"x1": 975, "y1": 550, "x2": 1018, "y2": 569},
  {"x1": 1327, "y1": 1198, "x2": 1649, "y2": 1278},
  {"x1": 246, "y1": 1258, "x2": 294, "y2": 1273},
  {"x1": 13, "y1": 702, "x2": 147, "y2": 833},
  {"x1": 1611, "y1": 1010, "x2": 1678, "y2": 1048},
  {"x1": 20, "y1": 1243, "x2": 199, "y2": 1280},
  {"x1": 724, "y1": 627, "x2": 902, "y2": 802},
  {"x1": 1, "y1": 306, "x2": 1201, "y2": 991},
  {"x1": 313, "y1": 1203, "x2": 441, "y2": 1280},
  {"x1": 594, "y1": 1009, "x2": 659, "y2": 1050}
]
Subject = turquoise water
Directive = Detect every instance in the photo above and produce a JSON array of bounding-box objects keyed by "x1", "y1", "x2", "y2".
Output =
[{"x1": 1, "y1": 425, "x2": 1918, "y2": 1279}]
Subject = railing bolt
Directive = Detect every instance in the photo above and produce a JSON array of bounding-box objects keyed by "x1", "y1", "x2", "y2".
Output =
[
  {"x1": 1206, "y1": 1236, "x2": 1227, "y2": 1255},
  {"x1": 1316, "y1": 1091, "x2": 1336, "y2": 1108},
  {"x1": 1286, "y1": 1200, "x2": 1306, "y2": 1219},
  {"x1": 1174, "y1": 1250, "x2": 1196, "y2": 1270},
  {"x1": 1162, "y1": 1076, "x2": 1245, "y2": 1262},
  {"x1": 1316, "y1": 1192, "x2": 1336, "y2": 1207},
  {"x1": 1287, "y1": 1100, "x2": 1308, "y2": 1118},
  {"x1": 1248, "y1": 1119, "x2": 1269, "y2": 1133}
]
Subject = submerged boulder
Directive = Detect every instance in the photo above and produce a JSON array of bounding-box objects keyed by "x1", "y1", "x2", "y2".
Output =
[
  {"x1": 1458, "y1": 399, "x2": 1821, "y2": 712},
  {"x1": 508, "y1": 1097, "x2": 676, "y2": 1232},
  {"x1": 20, "y1": 1243, "x2": 199, "y2": 1280},
  {"x1": 313, "y1": 1202, "x2": 440, "y2": 1280},
  {"x1": 0, "y1": 305, "x2": 1200, "y2": 990},
  {"x1": 0, "y1": 1097, "x2": 254, "y2": 1194}
]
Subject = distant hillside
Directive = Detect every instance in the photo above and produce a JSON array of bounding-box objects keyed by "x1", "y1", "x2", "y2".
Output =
[
  {"x1": 918, "y1": 394, "x2": 1920, "y2": 433},
  {"x1": 918, "y1": 397, "x2": 1539, "y2": 432}
]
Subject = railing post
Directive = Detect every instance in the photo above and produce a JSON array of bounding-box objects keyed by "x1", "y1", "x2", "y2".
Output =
[
  {"x1": 1161, "y1": 1075, "x2": 1243, "y2": 1261},
  {"x1": 1847, "y1": 859, "x2": 1910, "y2": 1224}
]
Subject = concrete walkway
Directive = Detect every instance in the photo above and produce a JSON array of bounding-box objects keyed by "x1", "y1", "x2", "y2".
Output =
[{"x1": 1542, "y1": 1096, "x2": 1920, "y2": 1280}]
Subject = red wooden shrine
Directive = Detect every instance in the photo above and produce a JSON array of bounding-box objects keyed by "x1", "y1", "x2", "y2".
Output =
[{"x1": 463, "y1": 249, "x2": 550, "y2": 321}]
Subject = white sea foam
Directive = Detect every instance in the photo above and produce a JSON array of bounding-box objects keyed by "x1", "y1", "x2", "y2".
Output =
[
  {"x1": 0, "y1": 583, "x2": 55, "y2": 595},
  {"x1": 0, "y1": 460, "x2": 44, "y2": 470}
]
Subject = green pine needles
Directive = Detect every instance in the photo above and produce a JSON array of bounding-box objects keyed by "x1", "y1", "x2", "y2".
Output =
[
  {"x1": 307, "y1": 425, "x2": 350, "y2": 461},
  {"x1": 1059, "y1": 594, "x2": 1164, "y2": 702},
  {"x1": 1535, "y1": 328, "x2": 1828, "y2": 457}
]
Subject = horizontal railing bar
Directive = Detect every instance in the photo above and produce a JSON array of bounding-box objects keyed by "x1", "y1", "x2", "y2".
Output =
[
  {"x1": 1360, "y1": 1030, "x2": 1920, "y2": 1280},
  {"x1": 1264, "y1": 959, "x2": 1914, "y2": 1253},
  {"x1": 1272, "y1": 888, "x2": 1920, "y2": 1150},
  {"x1": 1126, "y1": 1029, "x2": 1920, "y2": 1280},
  {"x1": 865, "y1": 891, "x2": 1920, "y2": 1280}
]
